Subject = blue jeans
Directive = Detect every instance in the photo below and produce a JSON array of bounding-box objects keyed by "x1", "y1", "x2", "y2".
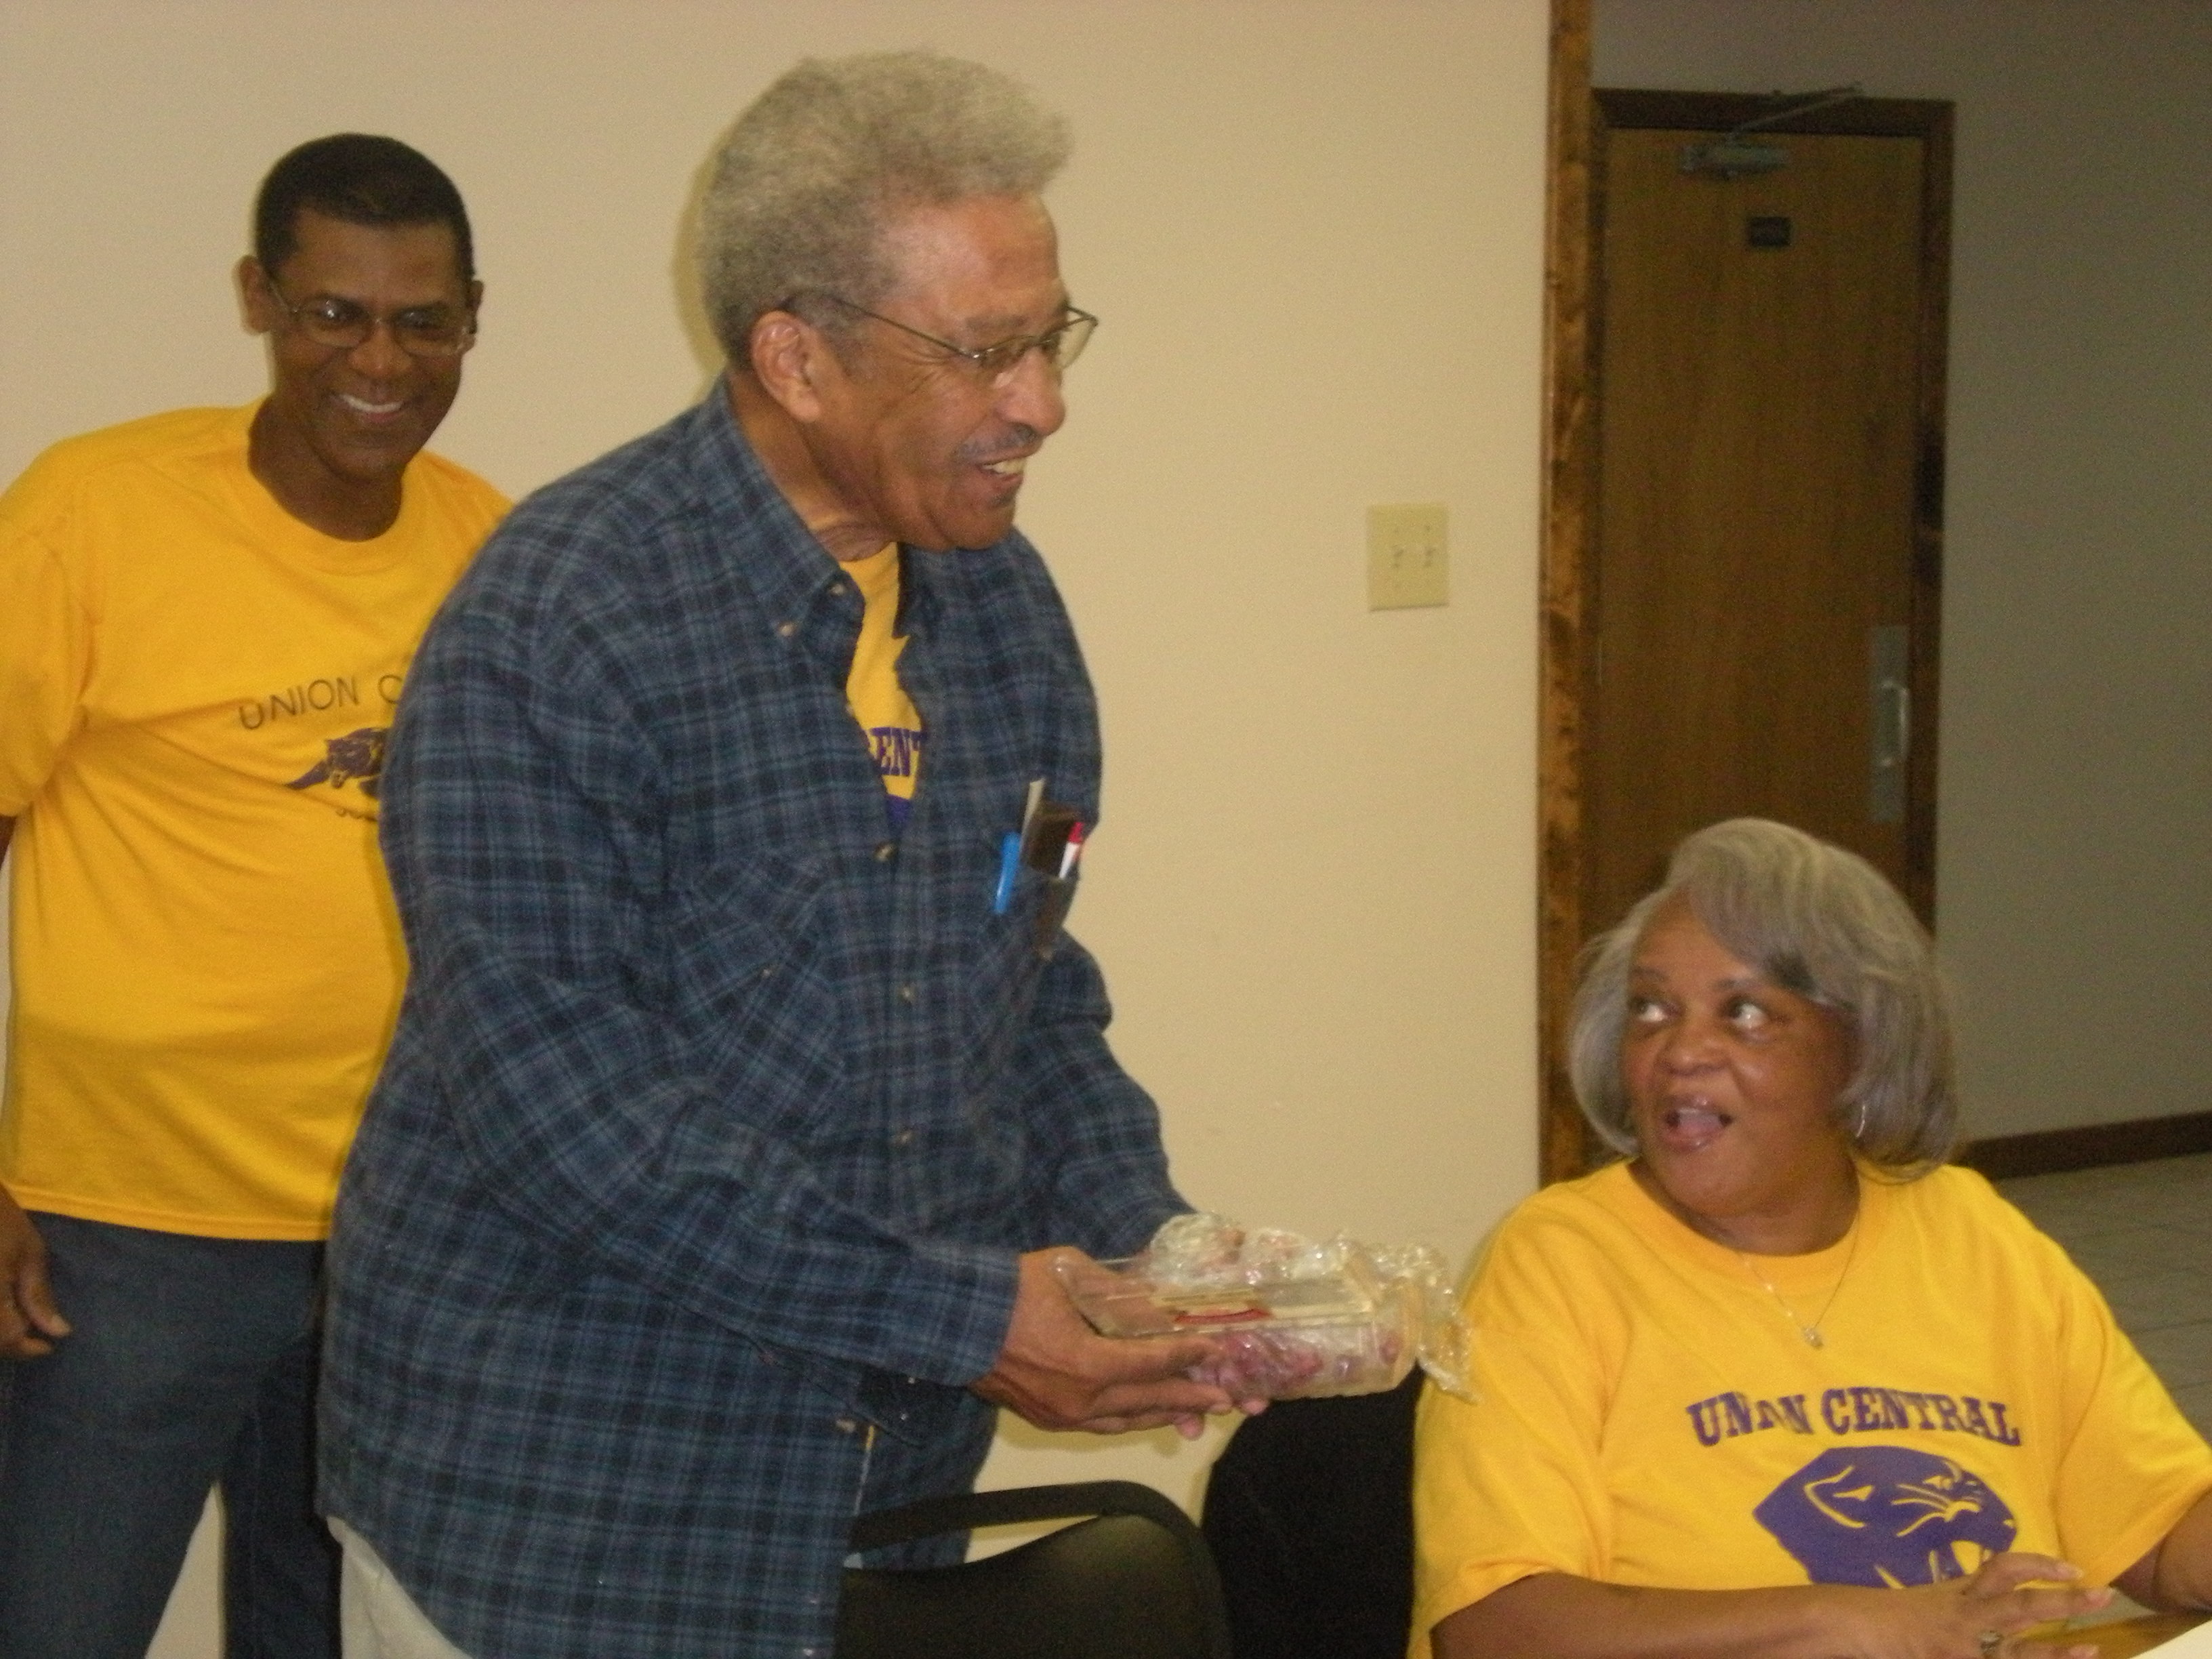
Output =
[{"x1": 0, "y1": 1213, "x2": 339, "y2": 1659}]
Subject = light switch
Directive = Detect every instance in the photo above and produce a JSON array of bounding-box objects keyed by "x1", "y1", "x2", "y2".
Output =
[{"x1": 1367, "y1": 504, "x2": 1448, "y2": 610}]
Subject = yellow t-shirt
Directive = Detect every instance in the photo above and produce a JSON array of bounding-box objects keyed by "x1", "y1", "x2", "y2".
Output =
[
  {"x1": 1411, "y1": 1162, "x2": 2212, "y2": 1656},
  {"x1": 842, "y1": 542, "x2": 923, "y2": 830},
  {"x1": 0, "y1": 403, "x2": 507, "y2": 1239}
]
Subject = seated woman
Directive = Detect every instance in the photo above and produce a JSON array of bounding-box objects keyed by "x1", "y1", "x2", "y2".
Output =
[{"x1": 1414, "y1": 819, "x2": 2212, "y2": 1659}]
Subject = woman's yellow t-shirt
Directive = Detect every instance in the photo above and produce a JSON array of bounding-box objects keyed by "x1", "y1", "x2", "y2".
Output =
[{"x1": 1411, "y1": 1162, "x2": 2212, "y2": 1656}]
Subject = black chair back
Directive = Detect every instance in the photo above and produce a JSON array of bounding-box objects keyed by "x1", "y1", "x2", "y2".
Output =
[
  {"x1": 840, "y1": 1479, "x2": 1233, "y2": 1659},
  {"x1": 1199, "y1": 1370, "x2": 1424, "y2": 1659}
]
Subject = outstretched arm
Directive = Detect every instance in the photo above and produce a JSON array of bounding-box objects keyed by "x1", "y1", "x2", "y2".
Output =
[
  {"x1": 971, "y1": 1249, "x2": 1240, "y2": 1437},
  {"x1": 1433, "y1": 1557, "x2": 2111, "y2": 1659}
]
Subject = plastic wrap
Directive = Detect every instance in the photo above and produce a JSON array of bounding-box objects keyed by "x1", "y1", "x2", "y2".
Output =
[{"x1": 1054, "y1": 1213, "x2": 1471, "y2": 1401}]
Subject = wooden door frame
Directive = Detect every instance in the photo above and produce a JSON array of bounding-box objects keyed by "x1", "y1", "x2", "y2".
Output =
[{"x1": 1537, "y1": 31, "x2": 1955, "y2": 1183}]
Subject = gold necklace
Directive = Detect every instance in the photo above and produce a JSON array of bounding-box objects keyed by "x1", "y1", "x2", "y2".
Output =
[{"x1": 1735, "y1": 1221, "x2": 1861, "y2": 1349}]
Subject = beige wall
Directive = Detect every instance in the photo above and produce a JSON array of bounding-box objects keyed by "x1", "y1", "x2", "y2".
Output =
[
  {"x1": 0, "y1": 3, "x2": 1551, "y2": 1649},
  {"x1": 1593, "y1": 0, "x2": 2212, "y2": 1142}
]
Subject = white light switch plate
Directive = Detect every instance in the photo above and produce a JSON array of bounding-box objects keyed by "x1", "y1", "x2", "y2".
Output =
[{"x1": 1368, "y1": 503, "x2": 1448, "y2": 609}]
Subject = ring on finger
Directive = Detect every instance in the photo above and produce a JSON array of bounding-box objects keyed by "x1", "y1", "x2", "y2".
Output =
[{"x1": 1978, "y1": 1632, "x2": 2004, "y2": 1659}]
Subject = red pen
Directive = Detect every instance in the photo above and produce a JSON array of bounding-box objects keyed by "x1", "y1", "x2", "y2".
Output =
[{"x1": 1058, "y1": 821, "x2": 1086, "y2": 879}]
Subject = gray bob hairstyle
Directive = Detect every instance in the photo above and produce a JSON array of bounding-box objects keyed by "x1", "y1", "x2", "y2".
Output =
[
  {"x1": 1570, "y1": 818, "x2": 1956, "y2": 1173},
  {"x1": 697, "y1": 49, "x2": 1071, "y2": 364}
]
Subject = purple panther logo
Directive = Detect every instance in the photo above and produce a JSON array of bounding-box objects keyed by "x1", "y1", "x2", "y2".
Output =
[
  {"x1": 1755, "y1": 1447, "x2": 2017, "y2": 1587},
  {"x1": 285, "y1": 726, "x2": 389, "y2": 800}
]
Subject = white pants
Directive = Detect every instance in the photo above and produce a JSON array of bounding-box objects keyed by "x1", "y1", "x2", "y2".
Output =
[{"x1": 331, "y1": 1519, "x2": 475, "y2": 1659}]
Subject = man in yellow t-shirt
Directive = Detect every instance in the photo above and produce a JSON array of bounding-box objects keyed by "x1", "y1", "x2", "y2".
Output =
[{"x1": 0, "y1": 135, "x2": 506, "y2": 1658}]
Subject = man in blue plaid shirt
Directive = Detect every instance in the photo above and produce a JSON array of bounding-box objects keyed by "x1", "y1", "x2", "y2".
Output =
[{"x1": 320, "y1": 50, "x2": 1248, "y2": 1659}]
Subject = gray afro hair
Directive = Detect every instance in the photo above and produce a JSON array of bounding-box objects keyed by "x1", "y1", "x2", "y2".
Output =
[{"x1": 698, "y1": 50, "x2": 1071, "y2": 363}]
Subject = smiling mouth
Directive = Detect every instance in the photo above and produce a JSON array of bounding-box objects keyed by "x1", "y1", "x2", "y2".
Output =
[
  {"x1": 339, "y1": 394, "x2": 405, "y2": 417},
  {"x1": 981, "y1": 455, "x2": 1027, "y2": 477}
]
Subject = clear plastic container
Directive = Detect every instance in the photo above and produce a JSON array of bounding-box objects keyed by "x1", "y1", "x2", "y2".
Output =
[{"x1": 1054, "y1": 1215, "x2": 1468, "y2": 1401}]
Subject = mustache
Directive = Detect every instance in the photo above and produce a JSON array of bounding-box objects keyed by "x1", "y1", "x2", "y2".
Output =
[{"x1": 956, "y1": 425, "x2": 1043, "y2": 466}]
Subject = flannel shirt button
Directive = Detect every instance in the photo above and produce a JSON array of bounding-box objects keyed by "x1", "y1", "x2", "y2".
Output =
[
  {"x1": 873, "y1": 841, "x2": 896, "y2": 862},
  {"x1": 775, "y1": 619, "x2": 797, "y2": 638},
  {"x1": 891, "y1": 1128, "x2": 914, "y2": 1147},
  {"x1": 835, "y1": 1417, "x2": 857, "y2": 1433},
  {"x1": 829, "y1": 581, "x2": 848, "y2": 598},
  {"x1": 897, "y1": 983, "x2": 917, "y2": 1004}
]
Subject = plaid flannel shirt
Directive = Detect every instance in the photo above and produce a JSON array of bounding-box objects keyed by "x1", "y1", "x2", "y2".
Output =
[{"x1": 321, "y1": 390, "x2": 1183, "y2": 1658}]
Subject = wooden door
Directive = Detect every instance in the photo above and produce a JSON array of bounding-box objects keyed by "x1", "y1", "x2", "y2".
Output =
[{"x1": 1540, "y1": 91, "x2": 1951, "y2": 1180}]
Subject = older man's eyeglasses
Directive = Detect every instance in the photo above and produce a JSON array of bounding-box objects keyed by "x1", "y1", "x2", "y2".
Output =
[
  {"x1": 795, "y1": 292, "x2": 1097, "y2": 385},
  {"x1": 265, "y1": 285, "x2": 478, "y2": 359}
]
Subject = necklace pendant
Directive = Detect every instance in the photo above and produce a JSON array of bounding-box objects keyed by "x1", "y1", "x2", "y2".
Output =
[{"x1": 1802, "y1": 1328, "x2": 1824, "y2": 1349}]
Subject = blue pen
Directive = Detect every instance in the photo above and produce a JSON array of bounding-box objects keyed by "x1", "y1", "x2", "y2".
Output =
[{"x1": 991, "y1": 830, "x2": 1021, "y2": 914}]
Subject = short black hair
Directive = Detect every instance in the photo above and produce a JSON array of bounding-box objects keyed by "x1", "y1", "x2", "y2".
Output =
[{"x1": 253, "y1": 134, "x2": 474, "y2": 282}]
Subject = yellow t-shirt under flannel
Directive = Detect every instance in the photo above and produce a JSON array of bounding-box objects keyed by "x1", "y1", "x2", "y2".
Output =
[
  {"x1": 843, "y1": 542, "x2": 922, "y2": 830},
  {"x1": 0, "y1": 403, "x2": 506, "y2": 1238}
]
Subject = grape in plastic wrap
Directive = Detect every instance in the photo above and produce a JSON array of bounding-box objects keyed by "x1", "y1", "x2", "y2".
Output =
[{"x1": 1055, "y1": 1213, "x2": 1471, "y2": 1401}]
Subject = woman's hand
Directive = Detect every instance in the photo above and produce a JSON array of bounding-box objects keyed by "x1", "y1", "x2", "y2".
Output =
[
  {"x1": 1849, "y1": 1552, "x2": 2112, "y2": 1659},
  {"x1": 1429, "y1": 1559, "x2": 2114, "y2": 1659}
]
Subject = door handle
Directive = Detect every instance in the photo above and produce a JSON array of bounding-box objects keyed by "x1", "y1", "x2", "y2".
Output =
[
  {"x1": 1868, "y1": 625, "x2": 1910, "y2": 824},
  {"x1": 1876, "y1": 678, "x2": 1910, "y2": 771}
]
